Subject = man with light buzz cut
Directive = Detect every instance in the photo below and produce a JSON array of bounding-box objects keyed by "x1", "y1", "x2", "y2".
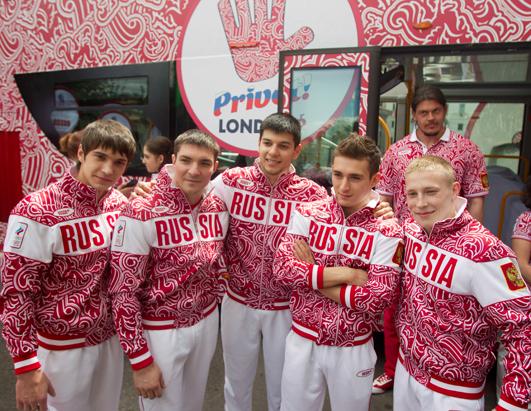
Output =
[{"x1": 395, "y1": 155, "x2": 530, "y2": 411}]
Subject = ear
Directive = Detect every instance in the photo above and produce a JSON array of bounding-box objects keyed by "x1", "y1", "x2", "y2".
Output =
[
  {"x1": 77, "y1": 145, "x2": 85, "y2": 163},
  {"x1": 292, "y1": 144, "x2": 303, "y2": 160},
  {"x1": 370, "y1": 171, "x2": 380, "y2": 189},
  {"x1": 452, "y1": 181, "x2": 460, "y2": 197},
  {"x1": 172, "y1": 154, "x2": 176, "y2": 164},
  {"x1": 213, "y1": 160, "x2": 219, "y2": 173},
  {"x1": 156, "y1": 154, "x2": 164, "y2": 166}
]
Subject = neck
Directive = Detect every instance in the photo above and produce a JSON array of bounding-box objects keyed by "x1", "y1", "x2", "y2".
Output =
[
  {"x1": 185, "y1": 193, "x2": 202, "y2": 207},
  {"x1": 95, "y1": 190, "x2": 105, "y2": 202},
  {"x1": 341, "y1": 193, "x2": 372, "y2": 217},
  {"x1": 416, "y1": 127, "x2": 445, "y2": 147}
]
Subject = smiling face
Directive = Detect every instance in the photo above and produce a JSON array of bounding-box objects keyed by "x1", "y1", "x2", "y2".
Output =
[
  {"x1": 405, "y1": 168, "x2": 460, "y2": 233},
  {"x1": 76, "y1": 146, "x2": 129, "y2": 200},
  {"x1": 258, "y1": 130, "x2": 301, "y2": 184},
  {"x1": 172, "y1": 143, "x2": 218, "y2": 204},
  {"x1": 412, "y1": 99, "x2": 448, "y2": 140},
  {"x1": 332, "y1": 155, "x2": 379, "y2": 216}
]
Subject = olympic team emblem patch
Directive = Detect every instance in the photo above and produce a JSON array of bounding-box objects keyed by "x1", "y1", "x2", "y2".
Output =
[
  {"x1": 480, "y1": 172, "x2": 489, "y2": 189},
  {"x1": 11, "y1": 223, "x2": 28, "y2": 249},
  {"x1": 114, "y1": 221, "x2": 126, "y2": 248},
  {"x1": 500, "y1": 262, "x2": 525, "y2": 291},
  {"x1": 392, "y1": 242, "x2": 404, "y2": 265}
]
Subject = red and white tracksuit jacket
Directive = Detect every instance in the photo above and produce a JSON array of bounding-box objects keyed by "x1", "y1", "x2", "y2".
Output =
[
  {"x1": 0, "y1": 171, "x2": 126, "y2": 374},
  {"x1": 398, "y1": 199, "x2": 531, "y2": 410},
  {"x1": 273, "y1": 193, "x2": 404, "y2": 346},
  {"x1": 109, "y1": 165, "x2": 229, "y2": 370},
  {"x1": 213, "y1": 159, "x2": 328, "y2": 311}
]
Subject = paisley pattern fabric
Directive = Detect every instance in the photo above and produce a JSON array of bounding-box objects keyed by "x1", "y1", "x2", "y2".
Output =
[
  {"x1": 513, "y1": 210, "x2": 530, "y2": 242},
  {"x1": 398, "y1": 205, "x2": 530, "y2": 407},
  {"x1": 213, "y1": 159, "x2": 328, "y2": 311},
  {"x1": 109, "y1": 165, "x2": 229, "y2": 365},
  {"x1": 274, "y1": 193, "x2": 403, "y2": 346},
  {"x1": 1, "y1": 171, "x2": 127, "y2": 372},
  {"x1": 377, "y1": 129, "x2": 489, "y2": 223}
]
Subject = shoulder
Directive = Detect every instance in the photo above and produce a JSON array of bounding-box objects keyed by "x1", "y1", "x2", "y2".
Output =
[
  {"x1": 456, "y1": 221, "x2": 515, "y2": 262},
  {"x1": 376, "y1": 217, "x2": 403, "y2": 238},
  {"x1": 287, "y1": 175, "x2": 328, "y2": 199},
  {"x1": 120, "y1": 194, "x2": 158, "y2": 220},
  {"x1": 296, "y1": 198, "x2": 331, "y2": 219},
  {"x1": 221, "y1": 166, "x2": 251, "y2": 184},
  {"x1": 450, "y1": 131, "x2": 483, "y2": 153},
  {"x1": 202, "y1": 193, "x2": 228, "y2": 213},
  {"x1": 11, "y1": 182, "x2": 61, "y2": 220}
]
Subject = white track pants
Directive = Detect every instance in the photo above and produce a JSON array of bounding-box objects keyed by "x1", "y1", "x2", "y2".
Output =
[
  {"x1": 37, "y1": 336, "x2": 123, "y2": 411},
  {"x1": 394, "y1": 360, "x2": 484, "y2": 411},
  {"x1": 280, "y1": 331, "x2": 376, "y2": 411},
  {"x1": 139, "y1": 309, "x2": 219, "y2": 411},
  {"x1": 221, "y1": 295, "x2": 292, "y2": 411}
]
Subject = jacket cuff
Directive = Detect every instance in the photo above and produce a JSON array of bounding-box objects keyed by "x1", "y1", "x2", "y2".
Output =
[
  {"x1": 339, "y1": 285, "x2": 355, "y2": 308},
  {"x1": 13, "y1": 352, "x2": 41, "y2": 375},
  {"x1": 307, "y1": 265, "x2": 324, "y2": 289},
  {"x1": 496, "y1": 392, "x2": 528, "y2": 411},
  {"x1": 129, "y1": 346, "x2": 153, "y2": 371}
]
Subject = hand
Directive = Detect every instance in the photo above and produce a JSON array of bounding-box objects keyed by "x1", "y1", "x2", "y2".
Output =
[
  {"x1": 118, "y1": 185, "x2": 135, "y2": 198},
  {"x1": 16, "y1": 368, "x2": 55, "y2": 411},
  {"x1": 347, "y1": 268, "x2": 368, "y2": 286},
  {"x1": 218, "y1": 0, "x2": 314, "y2": 82},
  {"x1": 133, "y1": 181, "x2": 155, "y2": 199},
  {"x1": 374, "y1": 201, "x2": 394, "y2": 219},
  {"x1": 133, "y1": 362, "x2": 165, "y2": 399},
  {"x1": 293, "y1": 239, "x2": 315, "y2": 264},
  {"x1": 328, "y1": 267, "x2": 368, "y2": 286}
]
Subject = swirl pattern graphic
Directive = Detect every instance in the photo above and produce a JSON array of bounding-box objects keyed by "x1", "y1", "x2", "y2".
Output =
[{"x1": 0, "y1": 0, "x2": 529, "y2": 243}]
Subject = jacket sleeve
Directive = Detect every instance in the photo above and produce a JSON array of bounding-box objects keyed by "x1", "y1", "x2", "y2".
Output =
[
  {"x1": 470, "y1": 257, "x2": 530, "y2": 410},
  {"x1": 273, "y1": 209, "x2": 321, "y2": 289},
  {"x1": 338, "y1": 225, "x2": 403, "y2": 314},
  {"x1": 0, "y1": 213, "x2": 52, "y2": 374},
  {"x1": 109, "y1": 212, "x2": 153, "y2": 371},
  {"x1": 376, "y1": 147, "x2": 397, "y2": 197}
]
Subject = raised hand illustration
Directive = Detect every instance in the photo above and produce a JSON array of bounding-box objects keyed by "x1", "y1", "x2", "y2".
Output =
[{"x1": 218, "y1": 0, "x2": 314, "y2": 82}]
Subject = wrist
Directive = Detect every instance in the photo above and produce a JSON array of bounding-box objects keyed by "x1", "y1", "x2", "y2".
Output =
[
  {"x1": 13, "y1": 352, "x2": 41, "y2": 375},
  {"x1": 129, "y1": 346, "x2": 153, "y2": 371}
]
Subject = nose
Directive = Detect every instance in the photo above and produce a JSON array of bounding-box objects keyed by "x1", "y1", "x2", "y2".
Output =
[
  {"x1": 426, "y1": 111, "x2": 434, "y2": 121},
  {"x1": 188, "y1": 162, "x2": 200, "y2": 176},
  {"x1": 338, "y1": 178, "x2": 349, "y2": 194},
  {"x1": 416, "y1": 193, "x2": 428, "y2": 208},
  {"x1": 101, "y1": 160, "x2": 113, "y2": 176},
  {"x1": 269, "y1": 144, "x2": 280, "y2": 156}
]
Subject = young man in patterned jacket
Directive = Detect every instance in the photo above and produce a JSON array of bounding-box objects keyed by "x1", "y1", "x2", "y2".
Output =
[
  {"x1": 274, "y1": 135, "x2": 404, "y2": 411},
  {"x1": 1, "y1": 120, "x2": 136, "y2": 411},
  {"x1": 396, "y1": 155, "x2": 530, "y2": 411},
  {"x1": 373, "y1": 85, "x2": 490, "y2": 394},
  {"x1": 109, "y1": 130, "x2": 229, "y2": 411}
]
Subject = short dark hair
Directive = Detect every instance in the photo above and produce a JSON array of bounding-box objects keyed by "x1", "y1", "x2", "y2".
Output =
[
  {"x1": 332, "y1": 134, "x2": 381, "y2": 177},
  {"x1": 174, "y1": 129, "x2": 220, "y2": 161},
  {"x1": 412, "y1": 85, "x2": 447, "y2": 112},
  {"x1": 80, "y1": 120, "x2": 136, "y2": 162},
  {"x1": 260, "y1": 113, "x2": 301, "y2": 146},
  {"x1": 144, "y1": 136, "x2": 173, "y2": 166}
]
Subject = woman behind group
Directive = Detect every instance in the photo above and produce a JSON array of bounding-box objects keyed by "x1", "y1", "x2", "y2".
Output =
[{"x1": 142, "y1": 135, "x2": 173, "y2": 178}]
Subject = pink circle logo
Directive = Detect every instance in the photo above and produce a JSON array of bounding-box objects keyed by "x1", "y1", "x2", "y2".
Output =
[{"x1": 178, "y1": 0, "x2": 360, "y2": 155}]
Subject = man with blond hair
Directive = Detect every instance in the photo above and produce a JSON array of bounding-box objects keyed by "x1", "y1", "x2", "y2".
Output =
[{"x1": 395, "y1": 155, "x2": 530, "y2": 411}]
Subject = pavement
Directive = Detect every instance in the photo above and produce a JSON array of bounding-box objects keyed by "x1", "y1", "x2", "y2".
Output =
[{"x1": 0, "y1": 330, "x2": 498, "y2": 411}]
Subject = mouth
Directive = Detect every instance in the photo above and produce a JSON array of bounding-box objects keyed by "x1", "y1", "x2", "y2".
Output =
[
  {"x1": 94, "y1": 176, "x2": 114, "y2": 184},
  {"x1": 264, "y1": 158, "x2": 281, "y2": 165},
  {"x1": 415, "y1": 211, "x2": 434, "y2": 217}
]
